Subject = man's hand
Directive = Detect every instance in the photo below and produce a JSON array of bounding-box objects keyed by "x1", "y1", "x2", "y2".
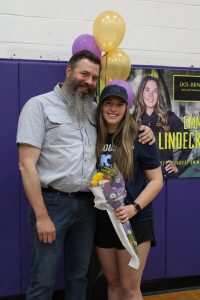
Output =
[
  {"x1": 165, "y1": 160, "x2": 178, "y2": 174},
  {"x1": 138, "y1": 125, "x2": 155, "y2": 145},
  {"x1": 36, "y1": 214, "x2": 56, "y2": 244}
]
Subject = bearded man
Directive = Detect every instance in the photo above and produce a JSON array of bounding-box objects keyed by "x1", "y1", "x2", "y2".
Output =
[{"x1": 17, "y1": 50, "x2": 101, "y2": 300}]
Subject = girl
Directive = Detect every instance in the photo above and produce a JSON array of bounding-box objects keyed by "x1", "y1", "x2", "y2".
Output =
[
  {"x1": 95, "y1": 84, "x2": 163, "y2": 300},
  {"x1": 134, "y1": 75, "x2": 192, "y2": 176}
]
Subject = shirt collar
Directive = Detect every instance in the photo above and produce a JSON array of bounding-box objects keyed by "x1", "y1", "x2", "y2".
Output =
[{"x1": 54, "y1": 83, "x2": 67, "y2": 104}]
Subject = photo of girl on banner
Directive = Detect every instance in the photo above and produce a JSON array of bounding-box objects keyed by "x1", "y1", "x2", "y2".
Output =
[
  {"x1": 130, "y1": 68, "x2": 200, "y2": 178},
  {"x1": 133, "y1": 74, "x2": 192, "y2": 177}
]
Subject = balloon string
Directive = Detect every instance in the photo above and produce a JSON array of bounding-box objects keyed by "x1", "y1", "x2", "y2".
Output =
[
  {"x1": 105, "y1": 53, "x2": 108, "y2": 84},
  {"x1": 97, "y1": 69, "x2": 101, "y2": 103}
]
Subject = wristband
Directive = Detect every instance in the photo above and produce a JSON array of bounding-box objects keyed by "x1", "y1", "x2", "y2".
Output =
[{"x1": 132, "y1": 201, "x2": 142, "y2": 213}]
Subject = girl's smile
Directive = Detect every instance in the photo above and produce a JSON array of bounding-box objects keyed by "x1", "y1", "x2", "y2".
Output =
[{"x1": 102, "y1": 97, "x2": 126, "y2": 133}]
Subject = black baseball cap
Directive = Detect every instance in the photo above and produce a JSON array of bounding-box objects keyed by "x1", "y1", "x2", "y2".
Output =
[{"x1": 99, "y1": 85, "x2": 128, "y2": 103}]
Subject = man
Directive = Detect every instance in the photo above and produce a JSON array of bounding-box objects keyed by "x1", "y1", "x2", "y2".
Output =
[{"x1": 17, "y1": 50, "x2": 154, "y2": 300}]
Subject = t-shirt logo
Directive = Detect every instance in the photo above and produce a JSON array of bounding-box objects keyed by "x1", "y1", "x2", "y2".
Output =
[
  {"x1": 100, "y1": 154, "x2": 112, "y2": 167},
  {"x1": 100, "y1": 142, "x2": 114, "y2": 167}
]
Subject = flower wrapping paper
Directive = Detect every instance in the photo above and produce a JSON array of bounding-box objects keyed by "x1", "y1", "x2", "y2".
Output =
[{"x1": 90, "y1": 171, "x2": 139, "y2": 269}]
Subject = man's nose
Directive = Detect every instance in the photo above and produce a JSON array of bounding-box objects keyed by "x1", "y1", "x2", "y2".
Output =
[{"x1": 85, "y1": 76, "x2": 93, "y2": 85}]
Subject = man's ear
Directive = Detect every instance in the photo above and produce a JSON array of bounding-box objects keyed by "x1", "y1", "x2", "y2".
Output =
[{"x1": 66, "y1": 64, "x2": 72, "y2": 78}]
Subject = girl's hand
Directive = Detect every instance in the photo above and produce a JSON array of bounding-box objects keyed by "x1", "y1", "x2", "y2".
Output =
[{"x1": 115, "y1": 205, "x2": 136, "y2": 223}]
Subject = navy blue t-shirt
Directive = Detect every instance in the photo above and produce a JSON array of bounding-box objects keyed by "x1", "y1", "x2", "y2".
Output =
[{"x1": 100, "y1": 135, "x2": 160, "y2": 223}]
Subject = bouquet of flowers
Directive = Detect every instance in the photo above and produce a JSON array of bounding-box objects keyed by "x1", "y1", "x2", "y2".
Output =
[{"x1": 90, "y1": 166, "x2": 139, "y2": 269}]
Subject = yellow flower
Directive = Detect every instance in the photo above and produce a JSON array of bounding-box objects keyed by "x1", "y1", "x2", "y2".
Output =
[
  {"x1": 90, "y1": 172, "x2": 104, "y2": 187},
  {"x1": 90, "y1": 166, "x2": 118, "y2": 187}
]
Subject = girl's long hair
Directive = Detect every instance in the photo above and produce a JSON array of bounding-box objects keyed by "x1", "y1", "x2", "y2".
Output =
[
  {"x1": 96, "y1": 102, "x2": 138, "y2": 181},
  {"x1": 134, "y1": 75, "x2": 169, "y2": 131}
]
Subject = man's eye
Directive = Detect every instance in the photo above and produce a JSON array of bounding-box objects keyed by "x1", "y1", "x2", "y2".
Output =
[{"x1": 80, "y1": 72, "x2": 87, "y2": 76}]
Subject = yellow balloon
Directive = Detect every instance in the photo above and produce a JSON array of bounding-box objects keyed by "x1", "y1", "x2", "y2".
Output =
[
  {"x1": 93, "y1": 11, "x2": 126, "y2": 52},
  {"x1": 101, "y1": 49, "x2": 131, "y2": 84}
]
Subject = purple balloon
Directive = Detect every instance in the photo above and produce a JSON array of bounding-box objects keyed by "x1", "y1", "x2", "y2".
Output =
[
  {"x1": 107, "y1": 80, "x2": 135, "y2": 108},
  {"x1": 72, "y1": 34, "x2": 102, "y2": 59}
]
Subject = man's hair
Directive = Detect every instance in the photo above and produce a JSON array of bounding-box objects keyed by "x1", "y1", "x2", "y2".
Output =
[{"x1": 68, "y1": 50, "x2": 101, "y2": 69}]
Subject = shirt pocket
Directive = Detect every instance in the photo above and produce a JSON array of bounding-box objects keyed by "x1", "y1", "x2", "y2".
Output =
[
  {"x1": 47, "y1": 114, "x2": 72, "y2": 125},
  {"x1": 45, "y1": 114, "x2": 79, "y2": 145}
]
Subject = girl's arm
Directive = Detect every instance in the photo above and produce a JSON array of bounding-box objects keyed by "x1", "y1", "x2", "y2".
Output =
[{"x1": 115, "y1": 166, "x2": 163, "y2": 223}]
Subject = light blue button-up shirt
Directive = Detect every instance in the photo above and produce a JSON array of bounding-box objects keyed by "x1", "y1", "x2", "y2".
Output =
[{"x1": 17, "y1": 84, "x2": 97, "y2": 192}]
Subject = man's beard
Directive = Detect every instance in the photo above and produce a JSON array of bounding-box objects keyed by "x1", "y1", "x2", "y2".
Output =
[{"x1": 62, "y1": 78, "x2": 96, "y2": 119}]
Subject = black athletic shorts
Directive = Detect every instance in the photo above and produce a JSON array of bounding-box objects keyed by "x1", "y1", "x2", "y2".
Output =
[{"x1": 94, "y1": 210, "x2": 156, "y2": 249}]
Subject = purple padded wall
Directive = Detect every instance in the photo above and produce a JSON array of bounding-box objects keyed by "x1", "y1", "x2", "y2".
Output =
[
  {"x1": 143, "y1": 182, "x2": 166, "y2": 280},
  {"x1": 1, "y1": 58, "x2": 199, "y2": 298},
  {"x1": 166, "y1": 178, "x2": 200, "y2": 277},
  {"x1": 0, "y1": 61, "x2": 21, "y2": 296},
  {"x1": 19, "y1": 61, "x2": 66, "y2": 292}
]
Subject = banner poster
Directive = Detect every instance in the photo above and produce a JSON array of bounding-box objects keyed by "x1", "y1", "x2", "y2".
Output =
[{"x1": 128, "y1": 67, "x2": 200, "y2": 178}]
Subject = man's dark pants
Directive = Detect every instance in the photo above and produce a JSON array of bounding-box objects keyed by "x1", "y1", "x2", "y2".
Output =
[{"x1": 26, "y1": 190, "x2": 96, "y2": 300}]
